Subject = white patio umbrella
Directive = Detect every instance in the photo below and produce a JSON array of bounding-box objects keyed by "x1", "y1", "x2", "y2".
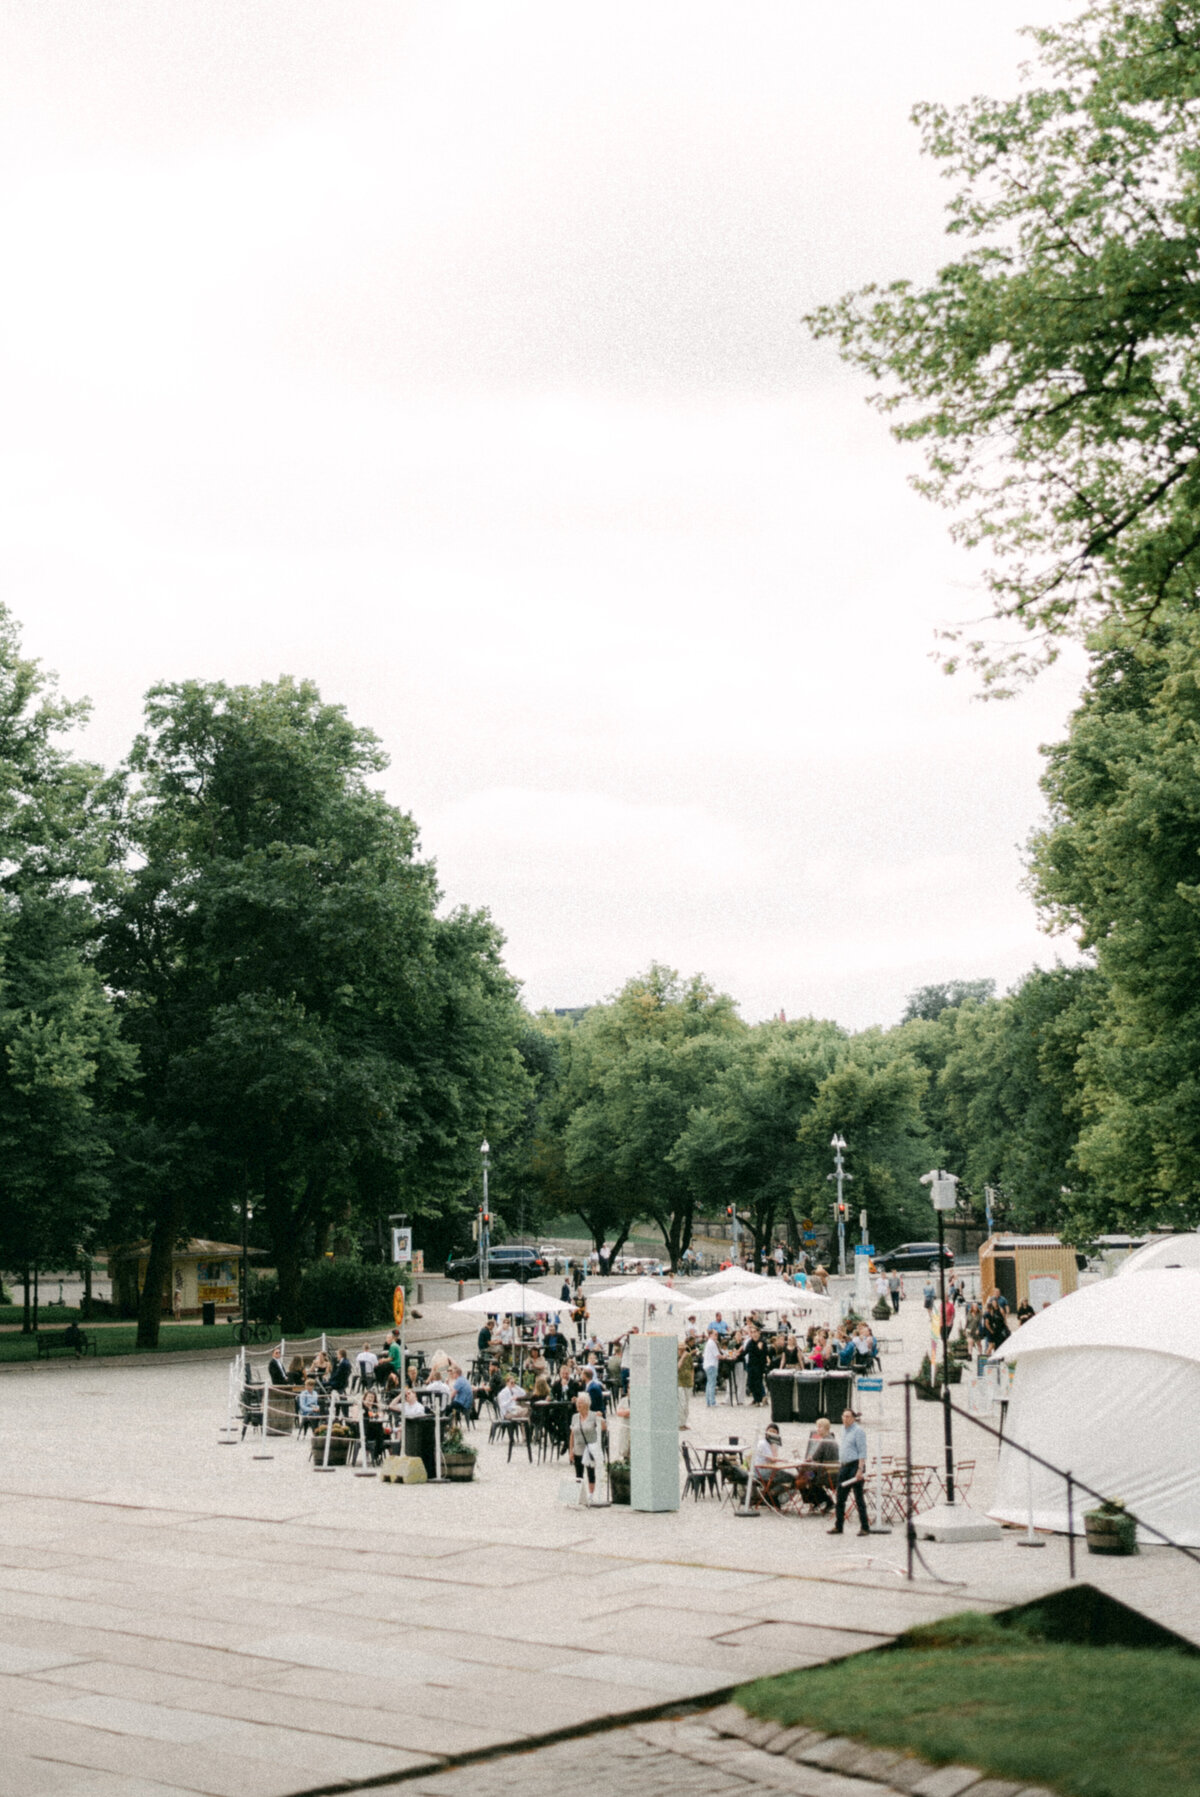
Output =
[
  {"x1": 589, "y1": 1275, "x2": 686, "y2": 1331},
  {"x1": 447, "y1": 1281, "x2": 563, "y2": 1316},
  {"x1": 688, "y1": 1280, "x2": 834, "y2": 1321},
  {"x1": 686, "y1": 1266, "x2": 770, "y2": 1293}
]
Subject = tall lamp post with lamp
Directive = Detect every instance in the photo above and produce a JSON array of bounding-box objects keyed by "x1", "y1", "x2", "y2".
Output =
[
  {"x1": 479, "y1": 1139, "x2": 491, "y2": 1295},
  {"x1": 913, "y1": 1168, "x2": 1001, "y2": 1543},
  {"x1": 827, "y1": 1135, "x2": 850, "y2": 1276}
]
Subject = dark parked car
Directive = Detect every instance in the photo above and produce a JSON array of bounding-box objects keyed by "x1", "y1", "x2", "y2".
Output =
[
  {"x1": 873, "y1": 1241, "x2": 955, "y2": 1273},
  {"x1": 444, "y1": 1245, "x2": 548, "y2": 1283}
]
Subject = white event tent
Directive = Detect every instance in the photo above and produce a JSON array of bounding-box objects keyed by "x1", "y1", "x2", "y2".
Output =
[
  {"x1": 1115, "y1": 1232, "x2": 1200, "y2": 1276},
  {"x1": 688, "y1": 1280, "x2": 834, "y2": 1324},
  {"x1": 990, "y1": 1269, "x2": 1200, "y2": 1546}
]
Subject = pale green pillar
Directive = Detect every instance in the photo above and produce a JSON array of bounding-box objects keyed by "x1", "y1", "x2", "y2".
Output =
[{"x1": 629, "y1": 1334, "x2": 680, "y2": 1512}]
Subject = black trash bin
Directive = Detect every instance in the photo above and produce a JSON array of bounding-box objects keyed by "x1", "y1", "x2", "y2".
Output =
[
  {"x1": 820, "y1": 1371, "x2": 853, "y2": 1420},
  {"x1": 794, "y1": 1372, "x2": 823, "y2": 1423},
  {"x1": 767, "y1": 1371, "x2": 795, "y2": 1424},
  {"x1": 201, "y1": 1301, "x2": 216, "y2": 1326},
  {"x1": 404, "y1": 1414, "x2": 448, "y2": 1479}
]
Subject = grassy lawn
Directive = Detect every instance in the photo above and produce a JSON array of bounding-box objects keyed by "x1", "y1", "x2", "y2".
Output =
[
  {"x1": 735, "y1": 1610, "x2": 1200, "y2": 1797},
  {"x1": 0, "y1": 1321, "x2": 254, "y2": 1360}
]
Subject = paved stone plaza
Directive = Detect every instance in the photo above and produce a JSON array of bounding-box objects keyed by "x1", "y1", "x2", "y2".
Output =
[{"x1": 1, "y1": 1290, "x2": 1196, "y2": 1795}]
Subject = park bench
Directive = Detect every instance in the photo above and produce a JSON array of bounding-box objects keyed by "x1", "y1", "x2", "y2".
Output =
[{"x1": 35, "y1": 1330, "x2": 97, "y2": 1359}]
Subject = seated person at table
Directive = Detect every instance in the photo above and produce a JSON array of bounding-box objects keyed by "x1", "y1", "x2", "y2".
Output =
[
  {"x1": 309, "y1": 1350, "x2": 332, "y2": 1387},
  {"x1": 329, "y1": 1350, "x2": 352, "y2": 1394},
  {"x1": 360, "y1": 1390, "x2": 387, "y2": 1454},
  {"x1": 297, "y1": 1379, "x2": 321, "y2": 1430},
  {"x1": 268, "y1": 1348, "x2": 288, "y2": 1385},
  {"x1": 569, "y1": 1393, "x2": 606, "y2": 1495},
  {"x1": 424, "y1": 1372, "x2": 452, "y2": 1407},
  {"x1": 527, "y1": 1346, "x2": 549, "y2": 1380},
  {"x1": 399, "y1": 1387, "x2": 426, "y2": 1420},
  {"x1": 497, "y1": 1375, "x2": 528, "y2": 1421},
  {"x1": 605, "y1": 1346, "x2": 622, "y2": 1388},
  {"x1": 356, "y1": 1342, "x2": 378, "y2": 1386},
  {"x1": 778, "y1": 1333, "x2": 802, "y2": 1369},
  {"x1": 428, "y1": 1347, "x2": 452, "y2": 1382},
  {"x1": 476, "y1": 1320, "x2": 493, "y2": 1358},
  {"x1": 287, "y1": 1355, "x2": 306, "y2": 1383},
  {"x1": 795, "y1": 1416, "x2": 839, "y2": 1510},
  {"x1": 450, "y1": 1366, "x2": 474, "y2": 1420},
  {"x1": 751, "y1": 1425, "x2": 796, "y2": 1504},
  {"x1": 531, "y1": 1373, "x2": 552, "y2": 1401}
]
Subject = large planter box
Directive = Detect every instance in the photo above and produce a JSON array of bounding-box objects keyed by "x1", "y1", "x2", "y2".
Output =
[
  {"x1": 443, "y1": 1451, "x2": 476, "y2": 1482},
  {"x1": 311, "y1": 1435, "x2": 353, "y2": 1466},
  {"x1": 609, "y1": 1463, "x2": 631, "y2": 1505},
  {"x1": 1085, "y1": 1509, "x2": 1138, "y2": 1556}
]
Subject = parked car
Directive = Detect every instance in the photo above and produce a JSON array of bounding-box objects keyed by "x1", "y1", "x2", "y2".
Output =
[
  {"x1": 873, "y1": 1241, "x2": 956, "y2": 1273},
  {"x1": 444, "y1": 1245, "x2": 549, "y2": 1283}
]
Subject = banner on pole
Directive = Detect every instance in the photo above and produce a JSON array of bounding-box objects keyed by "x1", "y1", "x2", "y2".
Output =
[
  {"x1": 393, "y1": 1286, "x2": 406, "y2": 1328},
  {"x1": 391, "y1": 1227, "x2": 413, "y2": 1264}
]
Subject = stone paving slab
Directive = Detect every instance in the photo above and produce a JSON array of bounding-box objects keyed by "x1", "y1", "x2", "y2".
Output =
[{"x1": 2, "y1": 1294, "x2": 1194, "y2": 1794}]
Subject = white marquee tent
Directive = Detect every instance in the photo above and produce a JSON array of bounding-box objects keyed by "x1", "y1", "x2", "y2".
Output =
[
  {"x1": 1115, "y1": 1232, "x2": 1200, "y2": 1276},
  {"x1": 990, "y1": 1269, "x2": 1200, "y2": 1546}
]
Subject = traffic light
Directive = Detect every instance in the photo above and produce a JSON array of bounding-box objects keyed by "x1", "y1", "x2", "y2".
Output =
[{"x1": 725, "y1": 1205, "x2": 733, "y2": 1219}]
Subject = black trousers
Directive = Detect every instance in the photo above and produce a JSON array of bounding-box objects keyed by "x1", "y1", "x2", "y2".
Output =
[
  {"x1": 834, "y1": 1458, "x2": 869, "y2": 1530},
  {"x1": 890, "y1": 1293, "x2": 900, "y2": 1313}
]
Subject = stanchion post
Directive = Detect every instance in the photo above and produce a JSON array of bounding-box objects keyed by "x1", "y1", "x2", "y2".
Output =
[
  {"x1": 1067, "y1": 1472, "x2": 1076, "y2": 1579},
  {"x1": 904, "y1": 1376, "x2": 914, "y2": 1582}
]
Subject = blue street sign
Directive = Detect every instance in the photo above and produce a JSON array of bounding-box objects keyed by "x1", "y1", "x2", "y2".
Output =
[{"x1": 857, "y1": 1377, "x2": 883, "y2": 1393}]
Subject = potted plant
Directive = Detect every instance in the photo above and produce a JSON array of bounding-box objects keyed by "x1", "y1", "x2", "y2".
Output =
[
  {"x1": 1084, "y1": 1498, "x2": 1138, "y2": 1556},
  {"x1": 609, "y1": 1458, "x2": 631, "y2": 1505},
  {"x1": 442, "y1": 1428, "x2": 477, "y2": 1482},
  {"x1": 310, "y1": 1421, "x2": 354, "y2": 1466},
  {"x1": 872, "y1": 1297, "x2": 892, "y2": 1321}
]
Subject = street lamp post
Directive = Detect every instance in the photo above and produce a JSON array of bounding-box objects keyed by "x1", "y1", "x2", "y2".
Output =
[
  {"x1": 479, "y1": 1139, "x2": 490, "y2": 1294},
  {"x1": 827, "y1": 1135, "x2": 850, "y2": 1275},
  {"x1": 913, "y1": 1168, "x2": 1002, "y2": 1544}
]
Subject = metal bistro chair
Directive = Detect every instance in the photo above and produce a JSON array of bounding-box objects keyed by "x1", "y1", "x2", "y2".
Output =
[{"x1": 680, "y1": 1441, "x2": 718, "y2": 1501}]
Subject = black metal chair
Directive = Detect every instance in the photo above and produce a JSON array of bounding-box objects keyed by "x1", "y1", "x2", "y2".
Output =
[{"x1": 681, "y1": 1441, "x2": 718, "y2": 1501}]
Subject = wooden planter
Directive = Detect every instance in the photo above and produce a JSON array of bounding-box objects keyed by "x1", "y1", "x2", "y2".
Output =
[
  {"x1": 311, "y1": 1435, "x2": 353, "y2": 1466},
  {"x1": 443, "y1": 1451, "x2": 476, "y2": 1482},
  {"x1": 1084, "y1": 1509, "x2": 1138, "y2": 1556}
]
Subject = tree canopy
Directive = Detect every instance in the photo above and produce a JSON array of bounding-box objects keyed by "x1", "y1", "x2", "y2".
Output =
[{"x1": 809, "y1": 0, "x2": 1200, "y2": 693}]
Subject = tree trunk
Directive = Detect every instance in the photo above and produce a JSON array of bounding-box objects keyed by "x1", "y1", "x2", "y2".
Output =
[
  {"x1": 136, "y1": 1193, "x2": 184, "y2": 1348},
  {"x1": 21, "y1": 1265, "x2": 31, "y2": 1334},
  {"x1": 601, "y1": 1222, "x2": 634, "y2": 1273},
  {"x1": 82, "y1": 1258, "x2": 93, "y2": 1320}
]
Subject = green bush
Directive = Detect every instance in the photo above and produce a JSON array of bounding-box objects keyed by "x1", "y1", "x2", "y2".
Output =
[{"x1": 247, "y1": 1258, "x2": 408, "y2": 1332}]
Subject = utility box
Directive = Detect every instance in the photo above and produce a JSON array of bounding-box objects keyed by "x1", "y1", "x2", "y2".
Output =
[
  {"x1": 979, "y1": 1234, "x2": 1078, "y2": 1310},
  {"x1": 629, "y1": 1333, "x2": 679, "y2": 1512}
]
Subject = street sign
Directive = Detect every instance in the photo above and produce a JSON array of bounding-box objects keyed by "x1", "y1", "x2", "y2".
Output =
[
  {"x1": 392, "y1": 1286, "x2": 406, "y2": 1328},
  {"x1": 391, "y1": 1226, "x2": 413, "y2": 1264},
  {"x1": 857, "y1": 1377, "x2": 883, "y2": 1393}
]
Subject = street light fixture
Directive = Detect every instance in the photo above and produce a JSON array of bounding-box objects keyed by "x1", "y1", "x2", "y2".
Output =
[
  {"x1": 827, "y1": 1134, "x2": 851, "y2": 1275},
  {"x1": 914, "y1": 1168, "x2": 1002, "y2": 1544},
  {"x1": 479, "y1": 1139, "x2": 491, "y2": 1294}
]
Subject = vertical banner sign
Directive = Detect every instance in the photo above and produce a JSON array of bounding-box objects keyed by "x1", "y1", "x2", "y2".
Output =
[
  {"x1": 391, "y1": 1227, "x2": 413, "y2": 1264},
  {"x1": 393, "y1": 1286, "x2": 406, "y2": 1329}
]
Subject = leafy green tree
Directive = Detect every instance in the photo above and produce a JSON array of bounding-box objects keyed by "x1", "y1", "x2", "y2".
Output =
[
  {"x1": 935, "y1": 967, "x2": 1099, "y2": 1232},
  {"x1": 902, "y1": 980, "x2": 996, "y2": 1024},
  {"x1": 102, "y1": 677, "x2": 528, "y2": 1340},
  {"x1": 670, "y1": 1019, "x2": 845, "y2": 1262},
  {"x1": 1030, "y1": 617, "x2": 1200, "y2": 1226},
  {"x1": 562, "y1": 966, "x2": 745, "y2": 1269},
  {"x1": 794, "y1": 1034, "x2": 933, "y2": 1251},
  {"x1": 0, "y1": 611, "x2": 134, "y2": 1319},
  {"x1": 809, "y1": 0, "x2": 1200, "y2": 692}
]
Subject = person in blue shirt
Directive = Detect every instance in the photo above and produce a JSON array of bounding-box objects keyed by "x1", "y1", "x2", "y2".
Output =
[
  {"x1": 828, "y1": 1408, "x2": 873, "y2": 1535},
  {"x1": 584, "y1": 1366, "x2": 608, "y2": 1415},
  {"x1": 296, "y1": 1380, "x2": 321, "y2": 1434},
  {"x1": 450, "y1": 1367, "x2": 474, "y2": 1423}
]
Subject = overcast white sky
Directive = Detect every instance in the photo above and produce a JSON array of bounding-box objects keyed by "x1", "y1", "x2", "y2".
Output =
[{"x1": 1, "y1": 0, "x2": 1084, "y2": 1029}]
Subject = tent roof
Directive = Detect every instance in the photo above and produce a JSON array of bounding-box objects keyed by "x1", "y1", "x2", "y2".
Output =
[
  {"x1": 686, "y1": 1267, "x2": 770, "y2": 1292},
  {"x1": 1116, "y1": 1233, "x2": 1200, "y2": 1276},
  {"x1": 590, "y1": 1277, "x2": 683, "y2": 1305},
  {"x1": 994, "y1": 1268, "x2": 1200, "y2": 1367}
]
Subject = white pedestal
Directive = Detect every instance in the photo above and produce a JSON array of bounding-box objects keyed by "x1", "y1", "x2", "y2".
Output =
[{"x1": 914, "y1": 1501, "x2": 1003, "y2": 1543}]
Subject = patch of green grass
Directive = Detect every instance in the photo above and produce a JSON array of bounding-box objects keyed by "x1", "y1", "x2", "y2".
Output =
[
  {"x1": 0, "y1": 1322, "x2": 252, "y2": 1360},
  {"x1": 736, "y1": 1609, "x2": 1200, "y2": 1797}
]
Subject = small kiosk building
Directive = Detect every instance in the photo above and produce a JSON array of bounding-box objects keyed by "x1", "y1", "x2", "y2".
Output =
[{"x1": 978, "y1": 1233, "x2": 1078, "y2": 1310}]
